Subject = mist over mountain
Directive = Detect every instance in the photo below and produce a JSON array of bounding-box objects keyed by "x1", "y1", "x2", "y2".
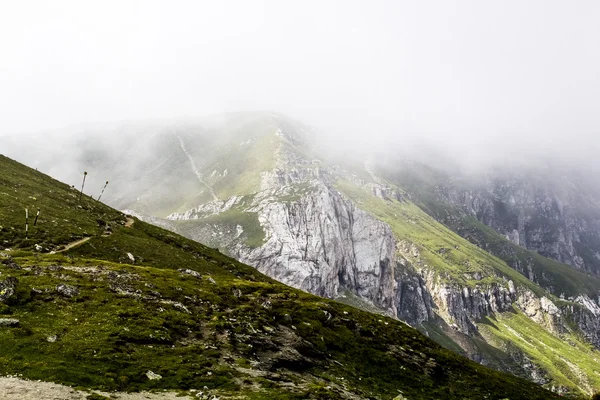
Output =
[
  {"x1": 2, "y1": 1, "x2": 600, "y2": 398},
  {"x1": 2, "y1": 0, "x2": 600, "y2": 177}
]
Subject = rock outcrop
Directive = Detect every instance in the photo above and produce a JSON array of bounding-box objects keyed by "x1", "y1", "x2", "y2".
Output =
[
  {"x1": 239, "y1": 179, "x2": 400, "y2": 317},
  {"x1": 437, "y1": 175, "x2": 600, "y2": 275}
]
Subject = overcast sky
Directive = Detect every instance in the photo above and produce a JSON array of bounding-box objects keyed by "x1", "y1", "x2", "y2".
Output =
[{"x1": 1, "y1": 1, "x2": 599, "y2": 166}]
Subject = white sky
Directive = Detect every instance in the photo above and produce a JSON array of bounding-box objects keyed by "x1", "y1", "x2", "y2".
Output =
[{"x1": 1, "y1": 0, "x2": 599, "y2": 165}]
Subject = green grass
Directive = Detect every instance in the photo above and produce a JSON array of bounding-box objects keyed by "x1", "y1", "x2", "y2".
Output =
[
  {"x1": 207, "y1": 119, "x2": 281, "y2": 200},
  {"x1": 275, "y1": 182, "x2": 318, "y2": 204},
  {"x1": 175, "y1": 208, "x2": 266, "y2": 249},
  {"x1": 0, "y1": 154, "x2": 568, "y2": 399},
  {"x1": 0, "y1": 155, "x2": 126, "y2": 250},
  {"x1": 480, "y1": 308, "x2": 600, "y2": 396}
]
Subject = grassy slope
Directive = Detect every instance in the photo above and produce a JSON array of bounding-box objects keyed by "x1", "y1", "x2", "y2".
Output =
[
  {"x1": 207, "y1": 127, "x2": 280, "y2": 200},
  {"x1": 335, "y1": 178, "x2": 600, "y2": 396},
  {"x1": 480, "y1": 309, "x2": 600, "y2": 394},
  {"x1": 174, "y1": 207, "x2": 266, "y2": 250},
  {"x1": 0, "y1": 154, "x2": 568, "y2": 399}
]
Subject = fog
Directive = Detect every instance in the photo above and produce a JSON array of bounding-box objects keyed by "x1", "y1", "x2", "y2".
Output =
[{"x1": 1, "y1": 0, "x2": 600, "y2": 172}]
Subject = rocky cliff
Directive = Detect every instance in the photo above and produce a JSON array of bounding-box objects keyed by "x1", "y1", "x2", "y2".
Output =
[{"x1": 436, "y1": 171, "x2": 600, "y2": 276}]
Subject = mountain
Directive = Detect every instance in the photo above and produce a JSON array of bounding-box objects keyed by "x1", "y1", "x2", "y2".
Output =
[
  {"x1": 0, "y1": 154, "x2": 571, "y2": 399},
  {"x1": 3, "y1": 112, "x2": 600, "y2": 397}
]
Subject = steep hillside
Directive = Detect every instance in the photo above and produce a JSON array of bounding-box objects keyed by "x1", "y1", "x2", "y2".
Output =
[
  {"x1": 3, "y1": 113, "x2": 600, "y2": 397},
  {"x1": 0, "y1": 153, "x2": 570, "y2": 399},
  {"x1": 65, "y1": 113, "x2": 600, "y2": 396}
]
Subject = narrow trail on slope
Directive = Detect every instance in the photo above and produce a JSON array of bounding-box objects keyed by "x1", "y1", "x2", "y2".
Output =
[
  {"x1": 0, "y1": 376, "x2": 190, "y2": 400},
  {"x1": 56, "y1": 237, "x2": 91, "y2": 253},
  {"x1": 57, "y1": 217, "x2": 134, "y2": 253},
  {"x1": 176, "y1": 135, "x2": 219, "y2": 201}
]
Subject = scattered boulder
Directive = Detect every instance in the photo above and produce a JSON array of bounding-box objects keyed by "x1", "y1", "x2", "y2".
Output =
[
  {"x1": 34, "y1": 244, "x2": 43, "y2": 252},
  {"x1": 232, "y1": 288, "x2": 242, "y2": 298},
  {"x1": 145, "y1": 370, "x2": 162, "y2": 380},
  {"x1": 56, "y1": 283, "x2": 78, "y2": 298},
  {"x1": 47, "y1": 335, "x2": 57, "y2": 343},
  {"x1": 1, "y1": 257, "x2": 21, "y2": 270},
  {"x1": 173, "y1": 302, "x2": 191, "y2": 314},
  {"x1": 261, "y1": 300, "x2": 272, "y2": 309},
  {"x1": 0, "y1": 277, "x2": 18, "y2": 302},
  {"x1": 127, "y1": 252, "x2": 135, "y2": 263},
  {"x1": 0, "y1": 318, "x2": 19, "y2": 327},
  {"x1": 109, "y1": 282, "x2": 141, "y2": 297},
  {"x1": 178, "y1": 268, "x2": 202, "y2": 279}
]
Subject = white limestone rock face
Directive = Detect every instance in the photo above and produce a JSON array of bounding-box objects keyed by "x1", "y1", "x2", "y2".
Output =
[{"x1": 236, "y1": 182, "x2": 399, "y2": 317}]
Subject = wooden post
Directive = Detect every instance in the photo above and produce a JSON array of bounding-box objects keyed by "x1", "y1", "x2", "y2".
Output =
[
  {"x1": 25, "y1": 208, "x2": 29, "y2": 239},
  {"x1": 79, "y1": 171, "x2": 88, "y2": 202},
  {"x1": 97, "y1": 181, "x2": 109, "y2": 202},
  {"x1": 34, "y1": 208, "x2": 40, "y2": 226}
]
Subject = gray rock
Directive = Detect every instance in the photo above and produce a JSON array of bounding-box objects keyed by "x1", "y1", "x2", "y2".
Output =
[
  {"x1": 145, "y1": 370, "x2": 162, "y2": 380},
  {"x1": 56, "y1": 283, "x2": 78, "y2": 298},
  {"x1": 0, "y1": 318, "x2": 19, "y2": 327},
  {"x1": 1, "y1": 257, "x2": 21, "y2": 270},
  {"x1": 173, "y1": 302, "x2": 191, "y2": 314},
  {"x1": 0, "y1": 277, "x2": 18, "y2": 302},
  {"x1": 178, "y1": 268, "x2": 202, "y2": 279}
]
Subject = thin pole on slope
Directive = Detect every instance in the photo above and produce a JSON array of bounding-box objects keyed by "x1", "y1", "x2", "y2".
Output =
[
  {"x1": 25, "y1": 208, "x2": 28, "y2": 240},
  {"x1": 97, "y1": 181, "x2": 109, "y2": 202},
  {"x1": 33, "y1": 208, "x2": 40, "y2": 226},
  {"x1": 79, "y1": 171, "x2": 87, "y2": 202}
]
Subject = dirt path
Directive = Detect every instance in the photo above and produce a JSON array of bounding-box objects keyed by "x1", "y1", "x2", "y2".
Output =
[
  {"x1": 55, "y1": 217, "x2": 133, "y2": 253},
  {"x1": 56, "y1": 237, "x2": 91, "y2": 253},
  {"x1": 0, "y1": 376, "x2": 191, "y2": 399}
]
